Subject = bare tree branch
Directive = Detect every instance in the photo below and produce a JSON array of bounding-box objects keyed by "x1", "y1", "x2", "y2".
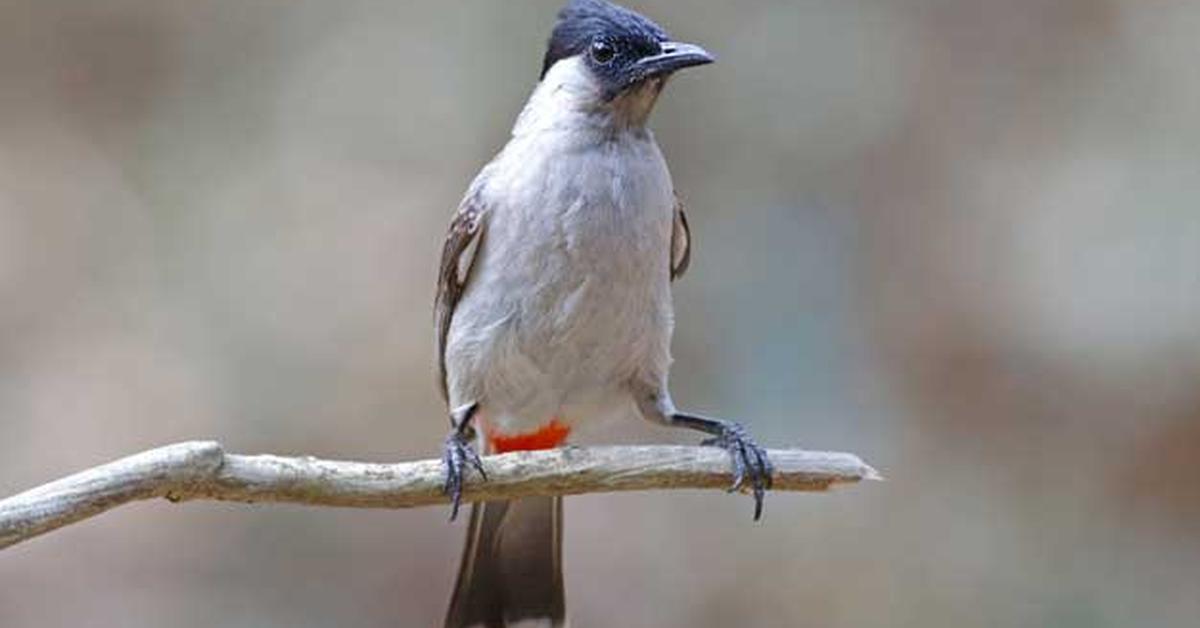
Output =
[{"x1": 0, "y1": 441, "x2": 879, "y2": 550}]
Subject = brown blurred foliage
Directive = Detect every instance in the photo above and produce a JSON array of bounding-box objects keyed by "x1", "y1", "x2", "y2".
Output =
[{"x1": 2, "y1": 1, "x2": 1197, "y2": 627}]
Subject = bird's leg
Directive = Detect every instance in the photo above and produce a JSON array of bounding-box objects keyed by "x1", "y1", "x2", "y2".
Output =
[
  {"x1": 442, "y1": 402, "x2": 487, "y2": 521},
  {"x1": 672, "y1": 412, "x2": 773, "y2": 520},
  {"x1": 635, "y1": 388, "x2": 773, "y2": 520}
]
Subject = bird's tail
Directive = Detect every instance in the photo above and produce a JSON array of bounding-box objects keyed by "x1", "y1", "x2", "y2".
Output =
[{"x1": 445, "y1": 496, "x2": 566, "y2": 628}]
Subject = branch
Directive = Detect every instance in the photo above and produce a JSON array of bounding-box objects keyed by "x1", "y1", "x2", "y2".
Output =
[{"x1": 0, "y1": 441, "x2": 879, "y2": 550}]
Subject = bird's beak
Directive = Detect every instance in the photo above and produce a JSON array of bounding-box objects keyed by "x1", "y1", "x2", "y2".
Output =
[{"x1": 634, "y1": 41, "x2": 715, "y2": 79}]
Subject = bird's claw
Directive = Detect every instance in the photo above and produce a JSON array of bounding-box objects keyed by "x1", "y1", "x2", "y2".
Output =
[
  {"x1": 442, "y1": 430, "x2": 486, "y2": 521},
  {"x1": 701, "y1": 422, "x2": 773, "y2": 521}
]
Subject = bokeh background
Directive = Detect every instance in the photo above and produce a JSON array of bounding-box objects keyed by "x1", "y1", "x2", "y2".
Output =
[{"x1": 2, "y1": 1, "x2": 1198, "y2": 626}]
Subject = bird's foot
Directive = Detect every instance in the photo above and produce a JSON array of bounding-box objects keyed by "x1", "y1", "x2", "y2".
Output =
[
  {"x1": 442, "y1": 429, "x2": 486, "y2": 521},
  {"x1": 701, "y1": 421, "x2": 774, "y2": 521}
]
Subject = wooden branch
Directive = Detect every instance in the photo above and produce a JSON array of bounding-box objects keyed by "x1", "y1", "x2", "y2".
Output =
[{"x1": 0, "y1": 441, "x2": 879, "y2": 550}]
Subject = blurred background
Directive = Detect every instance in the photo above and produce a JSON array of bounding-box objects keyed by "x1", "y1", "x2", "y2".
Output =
[{"x1": 2, "y1": 1, "x2": 1198, "y2": 626}]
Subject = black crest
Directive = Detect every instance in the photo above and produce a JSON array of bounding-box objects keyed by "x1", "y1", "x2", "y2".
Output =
[{"x1": 541, "y1": 0, "x2": 669, "y2": 79}]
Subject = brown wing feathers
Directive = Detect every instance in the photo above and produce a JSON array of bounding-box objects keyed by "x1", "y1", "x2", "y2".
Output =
[
  {"x1": 435, "y1": 200, "x2": 486, "y2": 400},
  {"x1": 671, "y1": 195, "x2": 692, "y2": 281}
]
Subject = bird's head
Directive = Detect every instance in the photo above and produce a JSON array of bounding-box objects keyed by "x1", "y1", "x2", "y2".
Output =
[{"x1": 537, "y1": 0, "x2": 714, "y2": 128}]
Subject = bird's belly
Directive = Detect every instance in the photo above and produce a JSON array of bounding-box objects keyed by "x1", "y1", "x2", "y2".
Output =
[
  {"x1": 446, "y1": 206, "x2": 673, "y2": 436},
  {"x1": 444, "y1": 128, "x2": 677, "y2": 436}
]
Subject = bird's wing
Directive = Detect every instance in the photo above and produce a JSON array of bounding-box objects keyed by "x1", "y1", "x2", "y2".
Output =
[
  {"x1": 435, "y1": 192, "x2": 488, "y2": 401},
  {"x1": 670, "y1": 194, "x2": 692, "y2": 281}
]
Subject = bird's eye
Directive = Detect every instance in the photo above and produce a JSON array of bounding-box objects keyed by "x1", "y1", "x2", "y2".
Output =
[{"x1": 590, "y1": 40, "x2": 615, "y2": 64}]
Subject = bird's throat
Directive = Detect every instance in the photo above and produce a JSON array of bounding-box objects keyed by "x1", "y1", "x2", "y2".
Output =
[{"x1": 608, "y1": 77, "x2": 667, "y2": 129}]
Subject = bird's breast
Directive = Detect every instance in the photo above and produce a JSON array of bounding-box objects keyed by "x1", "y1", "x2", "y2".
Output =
[
  {"x1": 487, "y1": 130, "x2": 675, "y2": 332},
  {"x1": 446, "y1": 129, "x2": 676, "y2": 428}
]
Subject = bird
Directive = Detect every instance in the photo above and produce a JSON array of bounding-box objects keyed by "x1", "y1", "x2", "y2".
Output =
[{"x1": 434, "y1": 1, "x2": 772, "y2": 626}]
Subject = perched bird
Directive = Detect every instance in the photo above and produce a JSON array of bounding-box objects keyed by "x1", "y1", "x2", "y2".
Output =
[{"x1": 435, "y1": 1, "x2": 771, "y2": 625}]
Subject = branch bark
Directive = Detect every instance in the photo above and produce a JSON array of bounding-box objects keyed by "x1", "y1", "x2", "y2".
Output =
[{"x1": 0, "y1": 441, "x2": 879, "y2": 550}]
